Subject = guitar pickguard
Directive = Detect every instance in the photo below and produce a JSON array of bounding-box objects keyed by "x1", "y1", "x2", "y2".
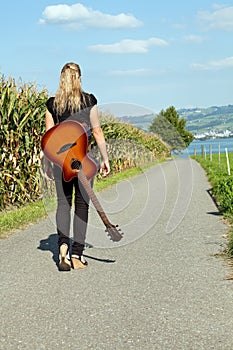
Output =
[{"x1": 57, "y1": 142, "x2": 77, "y2": 154}]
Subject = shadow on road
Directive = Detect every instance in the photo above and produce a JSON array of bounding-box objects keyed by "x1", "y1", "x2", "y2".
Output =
[
  {"x1": 37, "y1": 233, "x2": 59, "y2": 268},
  {"x1": 207, "y1": 211, "x2": 222, "y2": 216},
  {"x1": 37, "y1": 233, "x2": 116, "y2": 268}
]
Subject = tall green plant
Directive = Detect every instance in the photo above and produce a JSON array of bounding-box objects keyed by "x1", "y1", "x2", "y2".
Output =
[{"x1": 0, "y1": 76, "x2": 48, "y2": 209}]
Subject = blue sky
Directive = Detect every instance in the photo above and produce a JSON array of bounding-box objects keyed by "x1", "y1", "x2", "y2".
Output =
[{"x1": 1, "y1": 1, "x2": 233, "y2": 114}]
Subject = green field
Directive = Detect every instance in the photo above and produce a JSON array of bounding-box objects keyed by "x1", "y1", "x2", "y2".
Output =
[
  {"x1": 180, "y1": 105, "x2": 233, "y2": 134},
  {"x1": 119, "y1": 105, "x2": 233, "y2": 135},
  {"x1": 193, "y1": 153, "x2": 233, "y2": 257}
]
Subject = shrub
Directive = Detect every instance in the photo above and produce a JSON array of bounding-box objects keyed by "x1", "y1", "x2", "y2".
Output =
[{"x1": 212, "y1": 177, "x2": 233, "y2": 215}]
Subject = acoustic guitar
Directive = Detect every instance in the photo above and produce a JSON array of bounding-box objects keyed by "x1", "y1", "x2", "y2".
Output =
[{"x1": 41, "y1": 120, "x2": 123, "y2": 242}]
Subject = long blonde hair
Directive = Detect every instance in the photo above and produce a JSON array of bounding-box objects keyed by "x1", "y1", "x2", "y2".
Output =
[{"x1": 54, "y1": 62, "x2": 85, "y2": 115}]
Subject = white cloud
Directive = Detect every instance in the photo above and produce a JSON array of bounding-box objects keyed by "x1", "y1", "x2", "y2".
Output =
[
  {"x1": 88, "y1": 38, "x2": 168, "y2": 54},
  {"x1": 172, "y1": 23, "x2": 186, "y2": 30},
  {"x1": 212, "y1": 3, "x2": 228, "y2": 10},
  {"x1": 39, "y1": 3, "x2": 142, "y2": 29},
  {"x1": 109, "y1": 69, "x2": 153, "y2": 76},
  {"x1": 191, "y1": 56, "x2": 233, "y2": 70},
  {"x1": 197, "y1": 6, "x2": 233, "y2": 30},
  {"x1": 109, "y1": 68, "x2": 168, "y2": 76},
  {"x1": 184, "y1": 35, "x2": 205, "y2": 43}
]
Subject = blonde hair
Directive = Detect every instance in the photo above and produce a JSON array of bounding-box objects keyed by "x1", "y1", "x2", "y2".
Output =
[{"x1": 54, "y1": 62, "x2": 86, "y2": 115}]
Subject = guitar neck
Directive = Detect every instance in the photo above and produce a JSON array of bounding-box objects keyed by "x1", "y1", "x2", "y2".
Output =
[{"x1": 78, "y1": 170, "x2": 110, "y2": 227}]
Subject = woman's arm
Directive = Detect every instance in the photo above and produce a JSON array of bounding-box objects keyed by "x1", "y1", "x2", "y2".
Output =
[
  {"x1": 43, "y1": 109, "x2": 55, "y2": 179},
  {"x1": 90, "y1": 105, "x2": 110, "y2": 177},
  {"x1": 45, "y1": 109, "x2": 55, "y2": 131}
]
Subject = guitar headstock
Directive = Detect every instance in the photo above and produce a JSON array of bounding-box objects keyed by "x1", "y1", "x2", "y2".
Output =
[{"x1": 105, "y1": 224, "x2": 123, "y2": 242}]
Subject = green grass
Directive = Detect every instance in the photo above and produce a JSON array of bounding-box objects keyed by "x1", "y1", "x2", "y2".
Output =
[
  {"x1": 0, "y1": 201, "x2": 47, "y2": 238},
  {"x1": 193, "y1": 152, "x2": 233, "y2": 177},
  {"x1": 193, "y1": 153, "x2": 233, "y2": 258},
  {"x1": 0, "y1": 160, "x2": 163, "y2": 238}
]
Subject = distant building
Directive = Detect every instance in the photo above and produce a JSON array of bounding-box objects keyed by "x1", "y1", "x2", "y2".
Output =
[{"x1": 194, "y1": 129, "x2": 233, "y2": 140}]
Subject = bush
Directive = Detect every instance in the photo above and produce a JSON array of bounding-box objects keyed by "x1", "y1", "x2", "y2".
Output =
[
  {"x1": 193, "y1": 153, "x2": 233, "y2": 256},
  {"x1": 193, "y1": 154, "x2": 233, "y2": 215},
  {"x1": 212, "y1": 177, "x2": 233, "y2": 215}
]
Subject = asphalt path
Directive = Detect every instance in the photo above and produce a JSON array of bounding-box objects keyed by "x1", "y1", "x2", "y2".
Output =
[{"x1": 1, "y1": 158, "x2": 233, "y2": 350}]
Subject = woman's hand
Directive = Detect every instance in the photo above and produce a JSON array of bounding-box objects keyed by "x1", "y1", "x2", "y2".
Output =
[{"x1": 100, "y1": 160, "x2": 110, "y2": 177}]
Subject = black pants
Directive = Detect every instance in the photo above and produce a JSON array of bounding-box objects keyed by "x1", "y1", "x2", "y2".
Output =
[{"x1": 53, "y1": 164, "x2": 93, "y2": 256}]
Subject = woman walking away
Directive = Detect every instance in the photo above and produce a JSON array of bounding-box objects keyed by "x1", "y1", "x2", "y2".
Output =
[{"x1": 44, "y1": 62, "x2": 110, "y2": 271}]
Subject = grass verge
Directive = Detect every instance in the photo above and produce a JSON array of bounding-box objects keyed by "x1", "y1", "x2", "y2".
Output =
[
  {"x1": 0, "y1": 201, "x2": 47, "y2": 239},
  {"x1": 192, "y1": 154, "x2": 233, "y2": 259},
  {"x1": 0, "y1": 160, "x2": 163, "y2": 238}
]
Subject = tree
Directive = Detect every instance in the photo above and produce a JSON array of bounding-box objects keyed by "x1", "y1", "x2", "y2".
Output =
[{"x1": 149, "y1": 106, "x2": 194, "y2": 151}]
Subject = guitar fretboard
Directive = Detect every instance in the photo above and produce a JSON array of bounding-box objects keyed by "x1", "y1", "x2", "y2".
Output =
[{"x1": 78, "y1": 170, "x2": 110, "y2": 226}]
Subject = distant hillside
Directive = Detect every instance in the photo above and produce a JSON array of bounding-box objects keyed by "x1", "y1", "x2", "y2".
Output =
[
  {"x1": 179, "y1": 105, "x2": 233, "y2": 135},
  {"x1": 119, "y1": 105, "x2": 233, "y2": 135},
  {"x1": 119, "y1": 114, "x2": 154, "y2": 132}
]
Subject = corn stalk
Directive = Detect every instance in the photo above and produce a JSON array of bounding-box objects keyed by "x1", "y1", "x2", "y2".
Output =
[{"x1": 0, "y1": 76, "x2": 48, "y2": 209}]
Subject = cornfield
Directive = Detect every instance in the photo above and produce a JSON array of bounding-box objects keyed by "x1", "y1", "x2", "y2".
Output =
[
  {"x1": 0, "y1": 76, "x2": 48, "y2": 210},
  {"x1": 0, "y1": 75, "x2": 170, "y2": 211},
  {"x1": 96, "y1": 115, "x2": 170, "y2": 172}
]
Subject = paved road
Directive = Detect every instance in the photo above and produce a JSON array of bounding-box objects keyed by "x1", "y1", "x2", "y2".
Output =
[{"x1": 1, "y1": 158, "x2": 233, "y2": 350}]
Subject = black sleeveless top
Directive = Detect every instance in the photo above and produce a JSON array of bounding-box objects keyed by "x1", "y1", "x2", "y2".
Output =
[
  {"x1": 46, "y1": 92, "x2": 99, "y2": 171},
  {"x1": 46, "y1": 92, "x2": 97, "y2": 142}
]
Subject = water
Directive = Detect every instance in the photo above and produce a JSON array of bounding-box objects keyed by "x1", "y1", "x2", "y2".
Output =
[{"x1": 185, "y1": 137, "x2": 233, "y2": 156}]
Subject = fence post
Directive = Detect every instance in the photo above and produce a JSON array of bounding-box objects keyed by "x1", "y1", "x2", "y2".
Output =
[
  {"x1": 225, "y1": 148, "x2": 231, "y2": 175},
  {"x1": 218, "y1": 143, "x2": 221, "y2": 165},
  {"x1": 209, "y1": 144, "x2": 212, "y2": 162},
  {"x1": 201, "y1": 145, "x2": 204, "y2": 158}
]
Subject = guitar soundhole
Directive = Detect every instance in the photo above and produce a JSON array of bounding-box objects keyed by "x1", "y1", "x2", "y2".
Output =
[{"x1": 71, "y1": 159, "x2": 82, "y2": 170}]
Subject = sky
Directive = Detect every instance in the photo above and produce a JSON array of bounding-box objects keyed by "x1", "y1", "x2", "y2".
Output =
[{"x1": 1, "y1": 0, "x2": 233, "y2": 115}]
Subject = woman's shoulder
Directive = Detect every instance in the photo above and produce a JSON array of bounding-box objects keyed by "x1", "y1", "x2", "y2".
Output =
[
  {"x1": 82, "y1": 92, "x2": 97, "y2": 107},
  {"x1": 46, "y1": 96, "x2": 55, "y2": 112}
]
